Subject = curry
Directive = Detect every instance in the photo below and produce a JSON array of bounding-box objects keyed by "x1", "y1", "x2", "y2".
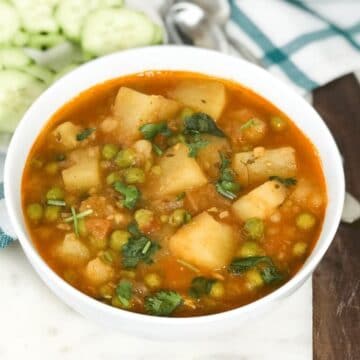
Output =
[{"x1": 22, "y1": 71, "x2": 326, "y2": 317}]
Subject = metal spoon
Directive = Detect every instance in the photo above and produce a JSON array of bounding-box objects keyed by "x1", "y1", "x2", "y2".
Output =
[
  {"x1": 164, "y1": 1, "x2": 261, "y2": 64},
  {"x1": 164, "y1": 0, "x2": 360, "y2": 224},
  {"x1": 164, "y1": 2, "x2": 229, "y2": 52}
]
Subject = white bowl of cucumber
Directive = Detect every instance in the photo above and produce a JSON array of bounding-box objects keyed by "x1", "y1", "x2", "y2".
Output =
[{"x1": 4, "y1": 46, "x2": 344, "y2": 340}]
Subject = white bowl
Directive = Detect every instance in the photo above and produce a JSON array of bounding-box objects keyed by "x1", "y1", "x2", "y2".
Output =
[{"x1": 4, "y1": 46, "x2": 345, "y2": 340}]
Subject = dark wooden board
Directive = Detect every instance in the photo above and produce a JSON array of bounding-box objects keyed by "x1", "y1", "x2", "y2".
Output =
[{"x1": 312, "y1": 74, "x2": 360, "y2": 360}]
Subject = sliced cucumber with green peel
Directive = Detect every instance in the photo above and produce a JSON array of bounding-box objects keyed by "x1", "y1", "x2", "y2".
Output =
[
  {"x1": 81, "y1": 8, "x2": 156, "y2": 56},
  {"x1": 0, "y1": 47, "x2": 32, "y2": 69},
  {"x1": 0, "y1": 1, "x2": 20, "y2": 44},
  {"x1": 152, "y1": 24, "x2": 164, "y2": 44},
  {"x1": 28, "y1": 33, "x2": 67, "y2": 50},
  {"x1": 23, "y1": 64, "x2": 54, "y2": 84},
  {"x1": 0, "y1": 69, "x2": 47, "y2": 132},
  {"x1": 55, "y1": 0, "x2": 124, "y2": 42},
  {"x1": 12, "y1": 30, "x2": 30, "y2": 47},
  {"x1": 12, "y1": 0, "x2": 59, "y2": 34}
]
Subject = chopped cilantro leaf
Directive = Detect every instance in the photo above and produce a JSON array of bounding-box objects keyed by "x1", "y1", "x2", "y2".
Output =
[
  {"x1": 269, "y1": 176, "x2": 297, "y2": 187},
  {"x1": 144, "y1": 290, "x2": 183, "y2": 316},
  {"x1": 139, "y1": 122, "x2": 172, "y2": 140},
  {"x1": 183, "y1": 112, "x2": 225, "y2": 137},
  {"x1": 115, "y1": 280, "x2": 133, "y2": 308},
  {"x1": 113, "y1": 181, "x2": 140, "y2": 210},
  {"x1": 189, "y1": 277, "x2": 216, "y2": 298},
  {"x1": 76, "y1": 128, "x2": 95, "y2": 141},
  {"x1": 215, "y1": 152, "x2": 240, "y2": 199}
]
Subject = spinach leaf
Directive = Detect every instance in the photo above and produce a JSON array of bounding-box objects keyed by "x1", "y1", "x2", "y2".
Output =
[
  {"x1": 139, "y1": 122, "x2": 172, "y2": 140},
  {"x1": 115, "y1": 280, "x2": 133, "y2": 308},
  {"x1": 113, "y1": 181, "x2": 140, "y2": 210},
  {"x1": 183, "y1": 112, "x2": 225, "y2": 137},
  {"x1": 144, "y1": 290, "x2": 183, "y2": 316},
  {"x1": 229, "y1": 256, "x2": 283, "y2": 285},
  {"x1": 269, "y1": 176, "x2": 297, "y2": 187},
  {"x1": 215, "y1": 152, "x2": 240, "y2": 200},
  {"x1": 76, "y1": 127, "x2": 95, "y2": 141},
  {"x1": 186, "y1": 134, "x2": 209, "y2": 157},
  {"x1": 189, "y1": 277, "x2": 216, "y2": 299}
]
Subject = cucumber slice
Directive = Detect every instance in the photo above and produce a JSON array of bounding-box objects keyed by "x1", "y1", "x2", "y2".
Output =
[
  {"x1": 23, "y1": 64, "x2": 54, "y2": 84},
  {"x1": 55, "y1": 0, "x2": 124, "y2": 42},
  {"x1": 0, "y1": 47, "x2": 32, "y2": 70},
  {"x1": 28, "y1": 33, "x2": 67, "y2": 50},
  {"x1": 0, "y1": 1, "x2": 20, "y2": 44},
  {"x1": 12, "y1": 0, "x2": 59, "y2": 34},
  {"x1": 0, "y1": 69, "x2": 47, "y2": 132},
  {"x1": 81, "y1": 8, "x2": 156, "y2": 56},
  {"x1": 152, "y1": 24, "x2": 164, "y2": 45},
  {"x1": 12, "y1": 30, "x2": 30, "y2": 47}
]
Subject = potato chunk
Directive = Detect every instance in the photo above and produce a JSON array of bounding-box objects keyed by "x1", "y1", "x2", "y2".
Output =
[
  {"x1": 233, "y1": 147, "x2": 297, "y2": 186},
  {"x1": 113, "y1": 87, "x2": 181, "y2": 145},
  {"x1": 84, "y1": 258, "x2": 114, "y2": 285},
  {"x1": 55, "y1": 233, "x2": 90, "y2": 266},
  {"x1": 62, "y1": 147, "x2": 101, "y2": 192},
  {"x1": 232, "y1": 180, "x2": 288, "y2": 221},
  {"x1": 150, "y1": 143, "x2": 208, "y2": 197},
  {"x1": 52, "y1": 121, "x2": 81, "y2": 150},
  {"x1": 169, "y1": 212, "x2": 235, "y2": 271},
  {"x1": 197, "y1": 135, "x2": 230, "y2": 178},
  {"x1": 167, "y1": 79, "x2": 226, "y2": 119}
]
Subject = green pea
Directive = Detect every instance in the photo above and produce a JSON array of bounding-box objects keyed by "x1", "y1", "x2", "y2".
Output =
[
  {"x1": 102, "y1": 144, "x2": 119, "y2": 160},
  {"x1": 144, "y1": 273, "x2": 162, "y2": 289},
  {"x1": 293, "y1": 242, "x2": 308, "y2": 257},
  {"x1": 270, "y1": 116, "x2": 287, "y2": 132},
  {"x1": 44, "y1": 162, "x2": 59, "y2": 175},
  {"x1": 46, "y1": 186, "x2": 64, "y2": 201},
  {"x1": 106, "y1": 171, "x2": 121, "y2": 185},
  {"x1": 245, "y1": 269, "x2": 264, "y2": 290},
  {"x1": 26, "y1": 203, "x2": 43, "y2": 222},
  {"x1": 109, "y1": 230, "x2": 130, "y2": 251},
  {"x1": 210, "y1": 282, "x2": 225, "y2": 299},
  {"x1": 243, "y1": 217, "x2": 264, "y2": 240},
  {"x1": 169, "y1": 209, "x2": 191, "y2": 227},
  {"x1": 115, "y1": 149, "x2": 136, "y2": 168},
  {"x1": 167, "y1": 134, "x2": 186, "y2": 146},
  {"x1": 237, "y1": 241, "x2": 263, "y2": 257},
  {"x1": 44, "y1": 206, "x2": 60, "y2": 222},
  {"x1": 124, "y1": 167, "x2": 145, "y2": 184},
  {"x1": 135, "y1": 209, "x2": 154, "y2": 230},
  {"x1": 296, "y1": 212, "x2": 316, "y2": 231}
]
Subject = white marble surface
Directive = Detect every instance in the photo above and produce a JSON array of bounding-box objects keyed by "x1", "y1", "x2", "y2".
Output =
[{"x1": 0, "y1": 242, "x2": 312, "y2": 360}]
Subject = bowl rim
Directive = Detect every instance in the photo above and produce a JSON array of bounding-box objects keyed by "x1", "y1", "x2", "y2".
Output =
[{"x1": 4, "y1": 45, "x2": 345, "y2": 325}]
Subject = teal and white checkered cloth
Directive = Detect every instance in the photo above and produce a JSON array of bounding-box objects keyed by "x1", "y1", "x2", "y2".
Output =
[
  {"x1": 227, "y1": 0, "x2": 360, "y2": 93},
  {"x1": 1, "y1": 0, "x2": 360, "y2": 247}
]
